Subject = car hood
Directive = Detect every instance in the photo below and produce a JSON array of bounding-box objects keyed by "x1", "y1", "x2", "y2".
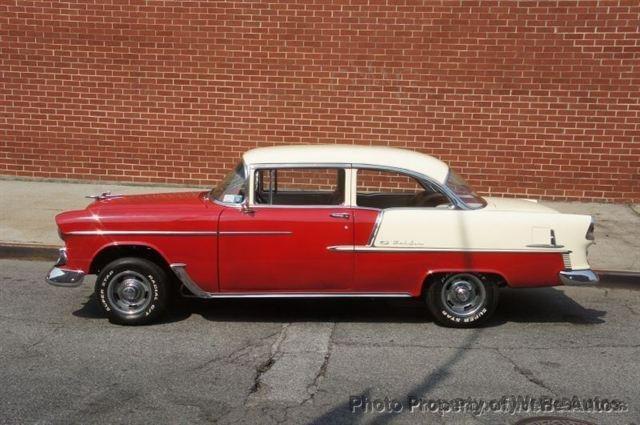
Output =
[
  {"x1": 87, "y1": 191, "x2": 209, "y2": 210},
  {"x1": 481, "y1": 196, "x2": 559, "y2": 213}
]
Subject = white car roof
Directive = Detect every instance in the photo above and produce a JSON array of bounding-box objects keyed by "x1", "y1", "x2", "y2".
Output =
[{"x1": 242, "y1": 145, "x2": 450, "y2": 183}]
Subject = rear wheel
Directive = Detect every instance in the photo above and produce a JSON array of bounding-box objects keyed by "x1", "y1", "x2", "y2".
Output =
[
  {"x1": 426, "y1": 273, "x2": 498, "y2": 328},
  {"x1": 95, "y1": 257, "x2": 169, "y2": 325}
]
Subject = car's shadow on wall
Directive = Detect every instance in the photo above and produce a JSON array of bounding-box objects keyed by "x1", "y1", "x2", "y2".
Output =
[{"x1": 73, "y1": 287, "x2": 606, "y2": 326}]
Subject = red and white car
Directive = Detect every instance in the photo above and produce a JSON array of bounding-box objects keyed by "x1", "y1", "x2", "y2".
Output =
[{"x1": 47, "y1": 145, "x2": 598, "y2": 327}]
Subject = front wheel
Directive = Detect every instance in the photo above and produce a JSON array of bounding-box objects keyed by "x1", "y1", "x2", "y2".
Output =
[
  {"x1": 95, "y1": 257, "x2": 170, "y2": 325},
  {"x1": 426, "y1": 273, "x2": 498, "y2": 328}
]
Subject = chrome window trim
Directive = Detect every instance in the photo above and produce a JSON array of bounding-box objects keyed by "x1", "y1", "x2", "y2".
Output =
[
  {"x1": 248, "y1": 163, "x2": 351, "y2": 208},
  {"x1": 209, "y1": 160, "x2": 251, "y2": 207},
  {"x1": 245, "y1": 204, "x2": 350, "y2": 210},
  {"x1": 443, "y1": 169, "x2": 487, "y2": 209},
  {"x1": 351, "y1": 163, "x2": 468, "y2": 210},
  {"x1": 210, "y1": 161, "x2": 470, "y2": 210}
]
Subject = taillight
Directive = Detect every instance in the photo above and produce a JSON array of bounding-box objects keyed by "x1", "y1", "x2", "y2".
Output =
[{"x1": 586, "y1": 221, "x2": 595, "y2": 241}]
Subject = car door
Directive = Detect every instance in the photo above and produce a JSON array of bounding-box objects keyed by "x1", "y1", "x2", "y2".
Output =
[{"x1": 218, "y1": 166, "x2": 354, "y2": 292}]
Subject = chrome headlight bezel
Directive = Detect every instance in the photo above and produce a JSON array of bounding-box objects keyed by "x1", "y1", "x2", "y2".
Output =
[{"x1": 54, "y1": 248, "x2": 68, "y2": 267}]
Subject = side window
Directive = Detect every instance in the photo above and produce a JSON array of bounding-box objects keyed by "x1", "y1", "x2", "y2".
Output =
[
  {"x1": 356, "y1": 169, "x2": 451, "y2": 209},
  {"x1": 254, "y1": 168, "x2": 345, "y2": 206}
]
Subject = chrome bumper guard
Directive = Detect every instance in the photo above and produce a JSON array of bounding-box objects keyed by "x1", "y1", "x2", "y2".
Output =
[
  {"x1": 45, "y1": 248, "x2": 85, "y2": 287},
  {"x1": 559, "y1": 269, "x2": 599, "y2": 286}
]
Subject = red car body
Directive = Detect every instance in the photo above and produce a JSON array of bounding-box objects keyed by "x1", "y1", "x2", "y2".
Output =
[
  {"x1": 46, "y1": 145, "x2": 597, "y2": 327},
  {"x1": 56, "y1": 191, "x2": 565, "y2": 296}
]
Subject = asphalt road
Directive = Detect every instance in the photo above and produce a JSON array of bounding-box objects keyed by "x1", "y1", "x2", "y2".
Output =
[{"x1": 1, "y1": 259, "x2": 639, "y2": 425}]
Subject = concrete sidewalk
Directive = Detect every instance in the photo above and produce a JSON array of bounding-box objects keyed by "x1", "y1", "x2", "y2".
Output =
[{"x1": 1, "y1": 178, "x2": 639, "y2": 272}]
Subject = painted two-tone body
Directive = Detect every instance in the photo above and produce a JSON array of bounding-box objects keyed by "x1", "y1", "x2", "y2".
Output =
[{"x1": 47, "y1": 145, "x2": 598, "y2": 301}]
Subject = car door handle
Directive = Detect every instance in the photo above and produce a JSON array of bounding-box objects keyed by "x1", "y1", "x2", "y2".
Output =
[{"x1": 329, "y1": 212, "x2": 351, "y2": 219}]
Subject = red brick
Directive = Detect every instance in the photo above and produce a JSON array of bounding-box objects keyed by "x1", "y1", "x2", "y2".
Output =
[{"x1": 0, "y1": 0, "x2": 639, "y2": 202}]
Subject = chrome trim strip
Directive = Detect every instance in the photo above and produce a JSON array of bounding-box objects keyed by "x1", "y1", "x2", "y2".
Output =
[
  {"x1": 218, "y1": 231, "x2": 292, "y2": 236},
  {"x1": 526, "y1": 244, "x2": 565, "y2": 249},
  {"x1": 170, "y1": 263, "x2": 411, "y2": 299},
  {"x1": 67, "y1": 229, "x2": 291, "y2": 238},
  {"x1": 328, "y1": 245, "x2": 572, "y2": 254},
  {"x1": 367, "y1": 210, "x2": 384, "y2": 246},
  {"x1": 170, "y1": 263, "x2": 211, "y2": 298},
  {"x1": 46, "y1": 267, "x2": 85, "y2": 287},
  {"x1": 559, "y1": 269, "x2": 599, "y2": 286},
  {"x1": 247, "y1": 204, "x2": 348, "y2": 210},
  {"x1": 186, "y1": 292, "x2": 412, "y2": 299},
  {"x1": 66, "y1": 230, "x2": 219, "y2": 236}
]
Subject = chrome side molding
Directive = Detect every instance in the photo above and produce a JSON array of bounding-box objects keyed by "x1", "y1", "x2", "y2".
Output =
[
  {"x1": 169, "y1": 263, "x2": 412, "y2": 299},
  {"x1": 327, "y1": 245, "x2": 572, "y2": 254},
  {"x1": 170, "y1": 263, "x2": 211, "y2": 298},
  {"x1": 66, "y1": 230, "x2": 219, "y2": 236},
  {"x1": 66, "y1": 230, "x2": 291, "y2": 237}
]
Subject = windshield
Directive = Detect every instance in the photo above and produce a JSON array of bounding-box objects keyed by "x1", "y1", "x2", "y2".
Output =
[
  {"x1": 445, "y1": 170, "x2": 486, "y2": 209},
  {"x1": 210, "y1": 161, "x2": 247, "y2": 204}
]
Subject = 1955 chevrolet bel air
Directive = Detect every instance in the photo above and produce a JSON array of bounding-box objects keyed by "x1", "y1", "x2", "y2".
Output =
[{"x1": 46, "y1": 145, "x2": 598, "y2": 327}]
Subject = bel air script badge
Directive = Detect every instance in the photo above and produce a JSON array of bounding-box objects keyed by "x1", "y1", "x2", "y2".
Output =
[{"x1": 378, "y1": 240, "x2": 425, "y2": 247}]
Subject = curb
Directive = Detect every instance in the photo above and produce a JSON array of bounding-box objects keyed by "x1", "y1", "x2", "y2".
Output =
[
  {"x1": 0, "y1": 243, "x2": 60, "y2": 261},
  {"x1": 1, "y1": 242, "x2": 639, "y2": 285},
  {"x1": 594, "y1": 270, "x2": 640, "y2": 287}
]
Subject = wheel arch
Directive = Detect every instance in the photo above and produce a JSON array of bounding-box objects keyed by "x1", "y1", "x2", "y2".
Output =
[
  {"x1": 420, "y1": 269, "x2": 509, "y2": 297},
  {"x1": 89, "y1": 243, "x2": 172, "y2": 276}
]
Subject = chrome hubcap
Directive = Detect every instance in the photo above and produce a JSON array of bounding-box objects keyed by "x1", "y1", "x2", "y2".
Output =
[
  {"x1": 441, "y1": 274, "x2": 486, "y2": 318},
  {"x1": 107, "y1": 271, "x2": 152, "y2": 315}
]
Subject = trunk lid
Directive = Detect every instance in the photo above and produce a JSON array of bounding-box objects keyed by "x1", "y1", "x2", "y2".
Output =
[{"x1": 482, "y1": 196, "x2": 558, "y2": 213}]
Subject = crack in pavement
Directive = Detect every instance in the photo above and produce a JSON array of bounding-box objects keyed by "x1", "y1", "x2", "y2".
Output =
[
  {"x1": 247, "y1": 323, "x2": 289, "y2": 400},
  {"x1": 495, "y1": 349, "x2": 557, "y2": 396},
  {"x1": 301, "y1": 322, "x2": 336, "y2": 406},
  {"x1": 246, "y1": 322, "x2": 334, "y2": 405},
  {"x1": 187, "y1": 330, "x2": 281, "y2": 373}
]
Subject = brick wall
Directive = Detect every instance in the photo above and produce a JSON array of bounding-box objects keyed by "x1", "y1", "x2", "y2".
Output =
[{"x1": 1, "y1": 1, "x2": 639, "y2": 202}]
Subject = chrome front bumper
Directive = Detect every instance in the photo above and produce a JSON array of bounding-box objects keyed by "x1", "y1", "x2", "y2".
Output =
[
  {"x1": 559, "y1": 269, "x2": 599, "y2": 286},
  {"x1": 46, "y1": 267, "x2": 85, "y2": 287},
  {"x1": 45, "y1": 247, "x2": 85, "y2": 287}
]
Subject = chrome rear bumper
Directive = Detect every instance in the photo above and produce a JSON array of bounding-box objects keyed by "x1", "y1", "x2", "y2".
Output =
[{"x1": 559, "y1": 269, "x2": 599, "y2": 286}]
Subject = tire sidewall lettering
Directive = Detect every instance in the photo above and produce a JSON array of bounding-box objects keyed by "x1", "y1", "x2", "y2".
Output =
[{"x1": 99, "y1": 266, "x2": 161, "y2": 320}]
